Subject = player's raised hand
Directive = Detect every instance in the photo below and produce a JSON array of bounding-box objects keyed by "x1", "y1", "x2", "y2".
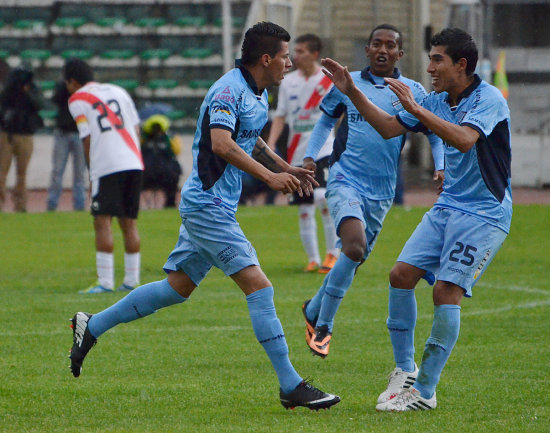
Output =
[
  {"x1": 321, "y1": 58, "x2": 354, "y2": 95},
  {"x1": 288, "y1": 165, "x2": 319, "y2": 197},
  {"x1": 384, "y1": 78, "x2": 419, "y2": 114}
]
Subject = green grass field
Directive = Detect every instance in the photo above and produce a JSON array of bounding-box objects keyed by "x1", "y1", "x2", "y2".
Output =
[{"x1": 1, "y1": 204, "x2": 548, "y2": 432}]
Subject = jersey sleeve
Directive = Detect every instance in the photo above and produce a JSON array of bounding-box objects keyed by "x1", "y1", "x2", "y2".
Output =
[
  {"x1": 68, "y1": 99, "x2": 91, "y2": 139},
  {"x1": 320, "y1": 86, "x2": 346, "y2": 118},
  {"x1": 209, "y1": 84, "x2": 241, "y2": 132},
  {"x1": 395, "y1": 92, "x2": 433, "y2": 134},
  {"x1": 460, "y1": 89, "x2": 506, "y2": 138}
]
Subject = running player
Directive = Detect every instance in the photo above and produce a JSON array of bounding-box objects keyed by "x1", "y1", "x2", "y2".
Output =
[
  {"x1": 267, "y1": 33, "x2": 339, "y2": 274},
  {"x1": 65, "y1": 58, "x2": 143, "y2": 294},
  {"x1": 68, "y1": 22, "x2": 340, "y2": 411},
  {"x1": 321, "y1": 27, "x2": 512, "y2": 411},
  {"x1": 302, "y1": 24, "x2": 444, "y2": 358}
]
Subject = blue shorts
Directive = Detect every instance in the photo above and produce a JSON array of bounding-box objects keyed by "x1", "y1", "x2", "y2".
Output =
[
  {"x1": 163, "y1": 205, "x2": 260, "y2": 285},
  {"x1": 326, "y1": 181, "x2": 393, "y2": 260},
  {"x1": 398, "y1": 206, "x2": 508, "y2": 297}
]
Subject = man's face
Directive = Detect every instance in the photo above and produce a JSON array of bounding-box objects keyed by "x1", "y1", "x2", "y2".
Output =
[
  {"x1": 427, "y1": 45, "x2": 461, "y2": 93},
  {"x1": 365, "y1": 29, "x2": 403, "y2": 77},
  {"x1": 65, "y1": 78, "x2": 79, "y2": 95},
  {"x1": 266, "y1": 41, "x2": 292, "y2": 86},
  {"x1": 293, "y1": 42, "x2": 317, "y2": 71}
]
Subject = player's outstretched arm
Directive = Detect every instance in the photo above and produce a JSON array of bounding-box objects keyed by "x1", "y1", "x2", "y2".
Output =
[
  {"x1": 253, "y1": 137, "x2": 318, "y2": 196},
  {"x1": 321, "y1": 58, "x2": 406, "y2": 139}
]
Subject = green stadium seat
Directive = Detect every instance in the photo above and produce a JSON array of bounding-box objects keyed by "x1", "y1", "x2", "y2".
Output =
[
  {"x1": 214, "y1": 17, "x2": 245, "y2": 28},
  {"x1": 174, "y1": 17, "x2": 206, "y2": 28},
  {"x1": 0, "y1": 20, "x2": 5, "y2": 29},
  {"x1": 20, "y1": 49, "x2": 51, "y2": 61},
  {"x1": 95, "y1": 17, "x2": 127, "y2": 28},
  {"x1": 14, "y1": 19, "x2": 46, "y2": 30},
  {"x1": 189, "y1": 79, "x2": 215, "y2": 90},
  {"x1": 37, "y1": 80, "x2": 57, "y2": 91},
  {"x1": 61, "y1": 49, "x2": 94, "y2": 60},
  {"x1": 100, "y1": 49, "x2": 135, "y2": 60},
  {"x1": 182, "y1": 48, "x2": 213, "y2": 59},
  {"x1": 55, "y1": 17, "x2": 87, "y2": 28},
  {"x1": 147, "y1": 79, "x2": 178, "y2": 90},
  {"x1": 166, "y1": 110, "x2": 186, "y2": 120},
  {"x1": 135, "y1": 18, "x2": 166, "y2": 28},
  {"x1": 110, "y1": 79, "x2": 140, "y2": 91},
  {"x1": 0, "y1": 50, "x2": 9, "y2": 60},
  {"x1": 39, "y1": 109, "x2": 58, "y2": 120},
  {"x1": 140, "y1": 49, "x2": 172, "y2": 61}
]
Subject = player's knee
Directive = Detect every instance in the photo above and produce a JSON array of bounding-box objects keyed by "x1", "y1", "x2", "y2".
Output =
[
  {"x1": 389, "y1": 265, "x2": 409, "y2": 289},
  {"x1": 342, "y1": 240, "x2": 365, "y2": 263}
]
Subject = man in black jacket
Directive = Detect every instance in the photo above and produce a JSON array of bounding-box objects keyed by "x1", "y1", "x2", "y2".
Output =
[{"x1": 0, "y1": 66, "x2": 44, "y2": 212}]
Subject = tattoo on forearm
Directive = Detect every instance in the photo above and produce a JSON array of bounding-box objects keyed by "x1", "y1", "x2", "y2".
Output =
[{"x1": 252, "y1": 140, "x2": 282, "y2": 173}]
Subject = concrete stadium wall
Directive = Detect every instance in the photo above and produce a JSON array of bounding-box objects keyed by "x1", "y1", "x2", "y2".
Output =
[{"x1": 5, "y1": 132, "x2": 550, "y2": 189}]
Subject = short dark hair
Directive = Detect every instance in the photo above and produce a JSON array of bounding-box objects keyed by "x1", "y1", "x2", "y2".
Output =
[
  {"x1": 241, "y1": 21, "x2": 291, "y2": 66},
  {"x1": 367, "y1": 24, "x2": 403, "y2": 49},
  {"x1": 295, "y1": 33, "x2": 322, "y2": 54},
  {"x1": 63, "y1": 58, "x2": 94, "y2": 85},
  {"x1": 431, "y1": 28, "x2": 478, "y2": 76}
]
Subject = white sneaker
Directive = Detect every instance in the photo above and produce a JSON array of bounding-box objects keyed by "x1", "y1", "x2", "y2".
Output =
[
  {"x1": 376, "y1": 388, "x2": 436, "y2": 411},
  {"x1": 377, "y1": 364, "x2": 419, "y2": 404}
]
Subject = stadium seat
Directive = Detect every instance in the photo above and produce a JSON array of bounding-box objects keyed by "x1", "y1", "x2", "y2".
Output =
[
  {"x1": 174, "y1": 17, "x2": 206, "y2": 28},
  {"x1": 166, "y1": 110, "x2": 186, "y2": 120},
  {"x1": 147, "y1": 79, "x2": 178, "y2": 90},
  {"x1": 214, "y1": 17, "x2": 245, "y2": 28},
  {"x1": 189, "y1": 79, "x2": 216, "y2": 90},
  {"x1": 14, "y1": 19, "x2": 46, "y2": 30},
  {"x1": 61, "y1": 49, "x2": 94, "y2": 60},
  {"x1": 135, "y1": 18, "x2": 166, "y2": 28},
  {"x1": 20, "y1": 49, "x2": 51, "y2": 61},
  {"x1": 55, "y1": 17, "x2": 87, "y2": 29},
  {"x1": 39, "y1": 109, "x2": 58, "y2": 120},
  {"x1": 0, "y1": 49, "x2": 9, "y2": 60},
  {"x1": 100, "y1": 49, "x2": 135, "y2": 60},
  {"x1": 110, "y1": 79, "x2": 140, "y2": 91},
  {"x1": 182, "y1": 48, "x2": 213, "y2": 59},
  {"x1": 37, "y1": 80, "x2": 57, "y2": 91},
  {"x1": 95, "y1": 17, "x2": 127, "y2": 29},
  {"x1": 140, "y1": 49, "x2": 172, "y2": 61}
]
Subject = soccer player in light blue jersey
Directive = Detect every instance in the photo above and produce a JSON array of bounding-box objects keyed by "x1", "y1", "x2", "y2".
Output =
[
  {"x1": 321, "y1": 27, "x2": 512, "y2": 411},
  {"x1": 68, "y1": 22, "x2": 341, "y2": 411},
  {"x1": 302, "y1": 24, "x2": 444, "y2": 358}
]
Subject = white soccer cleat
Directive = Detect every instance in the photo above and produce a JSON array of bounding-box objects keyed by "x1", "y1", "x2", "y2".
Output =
[
  {"x1": 377, "y1": 364, "x2": 419, "y2": 404},
  {"x1": 376, "y1": 388, "x2": 436, "y2": 412}
]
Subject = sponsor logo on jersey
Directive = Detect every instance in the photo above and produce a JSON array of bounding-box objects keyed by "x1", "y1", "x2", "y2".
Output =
[
  {"x1": 217, "y1": 245, "x2": 238, "y2": 264},
  {"x1": 348, "y1": 199, "x2": 360, "y2": 208},
  {"x1": 457, "y1": 110, "x2": 468, "y2": 123},
  {"x1": 214, "y1": 91, "x2": 235, "y2": 103},
  {"x1": 473, "y1": 249, "x2": 491, "y2": 280},
  {"x1": 238, "y1": 128, "x2": 262, "y2": 139},
  {"x1": 349, "y1": 113, "x2": 365, "y2": 122},
  {"x1": 212, "y1": 105, "x2": 231, "y2": 115},
  {"x1": 212, "y1": 197, "x2": 222, "y2": 205}
]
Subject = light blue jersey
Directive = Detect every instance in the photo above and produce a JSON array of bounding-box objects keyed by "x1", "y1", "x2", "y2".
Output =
[
  {"x1": 317, "y1": 68, "x2": 443, "y2": 200},
  {"x1": 180, "y1": 67, "x2": 269, "y2": 214},
  {"x1": 397, "y1": 75, "x2": 512, "y2": 233}
]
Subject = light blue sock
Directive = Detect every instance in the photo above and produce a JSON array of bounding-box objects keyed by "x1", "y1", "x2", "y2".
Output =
[
  {"x1": 387, "y1": 285, "x2": 417, "y2": 372},
  {"x1": 414, "y1": 304, "x2": 461, "y2": 399},
  {"x1": 316, "y1": 253, "x2": 360, "y2": 331},
  {"x1": 305, "y1": 273, "x2": 330, "y2": 323},
  {"x1": 246, "y1": 286, "x2": 302, "y2": 394},
  {"x1": 88, "y1": 278, "x2": 187, "y2": 338}
]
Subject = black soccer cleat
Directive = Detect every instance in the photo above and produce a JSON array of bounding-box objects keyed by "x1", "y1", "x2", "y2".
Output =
[
  {"x1": 280, "y1": 380, "x2": 341, "y2": 410},
  {"x1": 69, "y1": 312, "x2": 97, "y2": 377}
]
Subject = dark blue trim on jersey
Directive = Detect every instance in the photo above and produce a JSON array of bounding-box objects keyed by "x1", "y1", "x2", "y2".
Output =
[
  {"x1": 197, "y1": 107, "x2": 229, "y2": 191},
  {"x1": 211, "y1": 123, "x2": 234, "y2": 133},
  {"x1": 446, "y1": 74, "x2": 481, "y2": 106},
  {"x1": 360, "y1": 67, "x2": 400, "y2": 84},
  {"x1": 464, "y1": 120, "x2": 511, "y2": 203},
  {"x1": 238, "y1": 66, "x2": 261, "y2": 96},
  {"x1": 396, "y1": 113, "x2": 429, "y2": 133},
  {"x1": 321, "y1": 102, "x2": 347, "y2": 119},
  {"x1": 329, "y1": 105, "x2": 349, "y2": 166}
]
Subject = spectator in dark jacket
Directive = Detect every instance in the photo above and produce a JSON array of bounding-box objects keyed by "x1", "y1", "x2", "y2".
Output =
[
  {"x1": 0, "y1": 66, "x2": 44, "y2": 212},
  {"x1": 46, "y1": 80, "x2": 87, "y2": 211}
]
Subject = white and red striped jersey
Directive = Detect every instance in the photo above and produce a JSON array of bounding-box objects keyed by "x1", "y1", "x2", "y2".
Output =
[
  {"x1": 274, "y1": 67, "x2": 334, "y2": 165},
  {"x1": 68, "y1": 82, "x2": 143, "y2": 181}
]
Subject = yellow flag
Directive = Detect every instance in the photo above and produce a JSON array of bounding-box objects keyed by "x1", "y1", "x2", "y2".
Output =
[{"x1": 493, "y1": 51, "x2": 509, "y2": 99}]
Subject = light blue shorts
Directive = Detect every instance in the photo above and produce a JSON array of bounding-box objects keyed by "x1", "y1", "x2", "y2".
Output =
[
  {"x1": 163, "y1": 205, "x2": 259, "y2": 285},
  {"x1": 326, "y1": 181, "x2": 393, "y2": 260},
  {"x1": 398, "y1": 206, "x2": 508, "y2": 297}
]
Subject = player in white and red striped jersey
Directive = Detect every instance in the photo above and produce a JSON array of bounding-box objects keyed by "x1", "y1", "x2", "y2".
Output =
[
  {"x1": 65, "y1": 58, "x2": 143, "y2": 294},
  {"x1": 267, "y1": 34, "x2": 339, "y2": 274}
]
